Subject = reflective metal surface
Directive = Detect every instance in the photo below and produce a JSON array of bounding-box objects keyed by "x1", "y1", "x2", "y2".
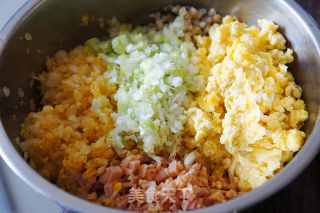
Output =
[{"x1": 0, "y1": 0, "x2": 319, "y2": 212}]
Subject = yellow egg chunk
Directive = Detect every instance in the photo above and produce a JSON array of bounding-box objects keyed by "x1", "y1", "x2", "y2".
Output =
[{"x1": 193, "y1": 16, "x2": 308, "y2": 189}]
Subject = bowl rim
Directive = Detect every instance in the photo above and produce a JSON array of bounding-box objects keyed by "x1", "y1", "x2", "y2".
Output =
[{"x1": 0, "y1": 0, "x2": 320, "y2": 212}]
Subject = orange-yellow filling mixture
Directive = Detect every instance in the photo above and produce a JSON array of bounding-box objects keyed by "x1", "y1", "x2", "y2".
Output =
[{"x1": 20, "y1": 6, "x2": 307, "y2": 212}]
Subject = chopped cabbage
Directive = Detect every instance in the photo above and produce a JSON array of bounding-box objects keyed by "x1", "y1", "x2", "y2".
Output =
[{"x1": 91, "y1": 12, "x2": 203, "y2": 154}]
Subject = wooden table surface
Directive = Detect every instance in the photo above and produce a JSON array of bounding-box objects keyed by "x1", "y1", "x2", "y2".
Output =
[{"x1": 245, "y1": 1, "x2": 320, "y2": 212}]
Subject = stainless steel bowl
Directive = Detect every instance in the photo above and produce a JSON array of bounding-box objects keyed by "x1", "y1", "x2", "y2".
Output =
[{"x1": 0, "y1": 0, "x2": 320, "y2": 212}]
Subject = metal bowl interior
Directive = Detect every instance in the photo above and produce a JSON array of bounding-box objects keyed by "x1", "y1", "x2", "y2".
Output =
[{"x1": 0, "y1": 0, "x2": 320, "y2": 212}]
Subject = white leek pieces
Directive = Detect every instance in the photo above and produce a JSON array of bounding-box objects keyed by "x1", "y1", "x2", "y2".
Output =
[{"x1": 91, "y1": 11, "x2": 203, "y2": 154}]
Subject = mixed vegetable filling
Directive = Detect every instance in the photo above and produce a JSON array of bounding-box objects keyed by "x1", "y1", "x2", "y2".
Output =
[{"x1": 20, "y1": 5, "x2": 308, "y2": 212}]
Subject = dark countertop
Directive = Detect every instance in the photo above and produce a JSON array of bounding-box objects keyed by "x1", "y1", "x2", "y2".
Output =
[{"x1": 245, "y1": 1, "x2": 320, "y2": 212}]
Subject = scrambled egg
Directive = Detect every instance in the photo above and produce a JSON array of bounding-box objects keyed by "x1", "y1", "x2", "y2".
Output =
[{"x1": 188, "y1": 16, "x2": 308, "y2": 189}]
